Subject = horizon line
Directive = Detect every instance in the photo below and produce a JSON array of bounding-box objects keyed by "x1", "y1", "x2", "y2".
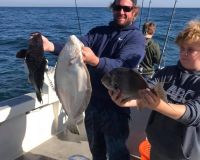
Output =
[{"x1": 0, "y1": 6, "x2": 199, "y2": 8}]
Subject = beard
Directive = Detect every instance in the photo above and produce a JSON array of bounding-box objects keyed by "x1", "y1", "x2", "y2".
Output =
[{"x1": 113, "y1": 15, "x2": 133, "y2": 28}]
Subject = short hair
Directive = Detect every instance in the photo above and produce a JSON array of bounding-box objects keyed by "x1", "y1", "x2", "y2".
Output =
[
  {"x1": 176, "y1": 19, "x2": 200, "y2": 45},
  {"x1": 142, "y1": 22, "x2": 156, "y2": 35}
]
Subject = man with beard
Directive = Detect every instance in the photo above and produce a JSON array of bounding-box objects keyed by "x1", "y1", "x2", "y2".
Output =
[{"x1": 41, "y1": 0, "x2": 145, "y2": 159}]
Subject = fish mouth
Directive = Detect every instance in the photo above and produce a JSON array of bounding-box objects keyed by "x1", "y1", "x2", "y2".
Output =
[
  {"x1": 28, "y1": 32, "x2": 43, "y2": 49},
  {"x1": 29, "y1": 32, "x2": 41, "y2": 40},
  {"x1": 30, "y1": 32, "x2": 41, "y2": 36}
]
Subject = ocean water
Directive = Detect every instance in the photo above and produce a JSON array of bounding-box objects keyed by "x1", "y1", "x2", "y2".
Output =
[{"x1": 0, "y1": 7, "x2": 199, "y2": 102}]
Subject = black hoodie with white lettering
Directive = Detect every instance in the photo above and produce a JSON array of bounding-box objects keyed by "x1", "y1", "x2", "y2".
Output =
[{"x1": 146, "y1": 61, "x2": 200, "y2": 160}]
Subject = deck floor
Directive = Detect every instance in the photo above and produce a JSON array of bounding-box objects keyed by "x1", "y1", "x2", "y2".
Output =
[
  {"x1": 16, "y1": 130, "x2": 92, "y2": 160},
  {"x1": 16, "y1": 130, "x2": 140, "y2": 160}
]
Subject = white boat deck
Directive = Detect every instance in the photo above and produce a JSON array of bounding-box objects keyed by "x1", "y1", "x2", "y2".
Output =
[
  {"x1": 16, "y1": 130, "x2": 92, "y2": 160},
  {"x1": 17, "y1": 137, "x2": 141, "y2": 160},
  {"x1": 16, "y1": 130, "x2": 140, "y2": 160}
]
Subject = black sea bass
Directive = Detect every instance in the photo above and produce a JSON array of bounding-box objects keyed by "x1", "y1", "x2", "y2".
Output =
[
  {"x1": 16, "y1": 32, "x2": 47, "y2": 103},
  {"x1": 101, "y1": 67, "x2": 167, "y2": 101}
]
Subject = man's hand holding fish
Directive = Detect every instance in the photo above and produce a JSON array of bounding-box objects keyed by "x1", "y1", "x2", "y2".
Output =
[
  {"x1": 81, "y1": 46, "x2": 99, "y2": 66},
  {"x1": 41, "y1": 35, "x2": 54, "y2": 52}
]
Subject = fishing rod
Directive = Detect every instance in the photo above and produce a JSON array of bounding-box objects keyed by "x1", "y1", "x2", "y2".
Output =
[
  {"x1": 158, "y1": 0, "x2": 178, "y2": 69},
  {"x1": 74, "y1": 0, "x2": 82, "y2": 36},
  {"x1": 139, "y1": 0, "x2": 145, "y2": 29},
  {"x1": 146, "y1": 0, "x2": 152, "y2": 22}
]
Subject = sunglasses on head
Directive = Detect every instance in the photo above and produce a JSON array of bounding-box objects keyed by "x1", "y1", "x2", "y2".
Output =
[{"x1": 113, "y1": 5, "x2": 134, "y2": 12}]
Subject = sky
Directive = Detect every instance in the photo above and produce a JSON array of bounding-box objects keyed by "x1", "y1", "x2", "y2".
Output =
[{"x1": 0, "y1": 0, "x2": 200, "y2": 8}]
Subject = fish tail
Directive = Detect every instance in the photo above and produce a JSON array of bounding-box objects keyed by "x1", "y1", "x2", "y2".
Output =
[
  {"x1": 33, "y1": 81, "x2": 42, "y2": 103},
  {"x1": 66, "y1": 122, "x2": 80, "y2": 135},
  {"x1": 36, "y1": 91, "x2": 42, "y2": 103}
]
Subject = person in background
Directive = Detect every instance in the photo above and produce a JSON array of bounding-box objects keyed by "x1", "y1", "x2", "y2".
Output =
[
  {"x1": 138, "y1": 21, "x2": 161, "y2": 78},
  {"x1": 41, "y1": 0, "x2": 145, "y2": 159},
  {"x1": 109, "y1": 19, "x2": 200, "y2": 160}
]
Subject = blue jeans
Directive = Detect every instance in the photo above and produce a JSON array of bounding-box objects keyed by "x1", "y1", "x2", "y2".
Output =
[{"x1": 85, "y1": 105, "x2": 130, "y2": 160}]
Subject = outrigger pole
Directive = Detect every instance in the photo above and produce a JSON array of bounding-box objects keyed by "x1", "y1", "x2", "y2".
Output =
[
  {"x1": 139, "y1": 0, "x2": 145, "y2": 29},
  {"x1": 146, "y1": 0, "x2": 152, "y2": 22},
  {"x1": 74, "y1": 0, "x2": 82, "y2": 36},
  {"x1": 158, "y1": 0, "x2": 178, "y2": 69}
]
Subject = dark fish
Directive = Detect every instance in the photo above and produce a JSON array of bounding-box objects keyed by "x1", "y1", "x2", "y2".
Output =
[
  {"x1": 16, "y1": 32, "x2": 47, "y2": 103},
  {"x1": 101, "y1": 67, "x2": 167, "y2": 101}
]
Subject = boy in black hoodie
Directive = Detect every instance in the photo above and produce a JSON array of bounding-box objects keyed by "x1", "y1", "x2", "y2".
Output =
[{"x1": 110, "y1": 19, "x2": 200, "y2": 160}]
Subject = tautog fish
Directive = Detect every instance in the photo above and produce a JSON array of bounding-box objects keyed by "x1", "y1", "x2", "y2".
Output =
[
  {"x1": 16, "y1": 32, "x2": 47, "y2": 103},
  {"x1": 55, "y1": 35, "x2": 92, "y2": 135},
  {"x1": 101, "y1": 67, "x2": 167, "y2": 101}
]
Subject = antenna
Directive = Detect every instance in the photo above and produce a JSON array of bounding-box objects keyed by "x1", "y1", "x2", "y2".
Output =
[
  {"x1": 158, "y1": 0, "x2": 178, "y2": 69},
  {"x1": 139, "y1": 0, "x2": 145, "y2": 29},
  {"x1": 74, "y1": 0, "x2": 82, "y2": 36},
  {"x1": 146, "y1": 0, "x2": 152, "y2": 22}
]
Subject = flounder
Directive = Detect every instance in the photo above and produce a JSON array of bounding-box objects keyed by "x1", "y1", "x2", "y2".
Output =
[
  {"x1": 55, "y1": 35, "x2": 92, "y2": 135},
  {"x1": 101, "y1": 67, "x2": 166, "y2": 101},
  {"x1": 16, "y1": 32, "x2": 47, "y2": 103}
]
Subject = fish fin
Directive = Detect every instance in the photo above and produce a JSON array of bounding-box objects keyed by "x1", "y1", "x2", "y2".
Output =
[
  {"x1": 152, "y1": 84, "x2": 178, "y2": 114},
  {"x1": 70, "y1": 54, "x2": 79, "y2": 64},
  {"x1": 66, "y1": 121, "x2": 80, "y2": 135},
  {"x1": 16, "y1": 49, "x2": 28, "y2": 58},
  {"x1": 33, "y1": 81, "x2": 43, "y2": 103},
  {"x1": 36, "y1": 91, "x2": 42, "y2": 103},
  {"x1": 152, "y1": 82, "x2": 168, "y2": 102}
]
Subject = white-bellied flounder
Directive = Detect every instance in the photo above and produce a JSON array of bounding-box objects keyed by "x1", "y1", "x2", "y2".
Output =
[{"x1": 55, "y1": 35, "x2": 92, "y2": 134}]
